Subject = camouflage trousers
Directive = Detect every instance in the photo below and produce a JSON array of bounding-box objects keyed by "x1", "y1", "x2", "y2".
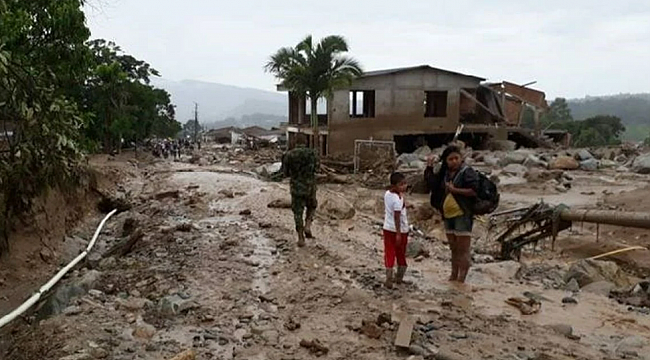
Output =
[{"x1": 291, "y1": 190, "x2": 318, "y2": 232}]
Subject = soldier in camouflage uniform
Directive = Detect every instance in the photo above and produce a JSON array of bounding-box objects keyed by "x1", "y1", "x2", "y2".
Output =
[{"x1": 282, "y1": 143, "x2": 319, "y2": 247}]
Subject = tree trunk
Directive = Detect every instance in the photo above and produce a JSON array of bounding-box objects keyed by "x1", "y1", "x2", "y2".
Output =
[{"x1": 310, "y1": 97, "x2": 320, "y2": 155}]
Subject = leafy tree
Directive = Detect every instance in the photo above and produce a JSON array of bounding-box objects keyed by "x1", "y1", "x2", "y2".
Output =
[
  {"x1": 265, "y1": 35, "x2": 362, "y2": 153},
  {"x1": 548, "y1": 115, "x2": 625, "y2": 147},
  {"x1": 83, "y1": 40, "x2": 180, "y2": 152},
  {"x1": 541, "y1": 98, "x2": 573, "y2": 126},
  {"x1": 182, "y1": 119, "x2": 203, "y2": 139},
  {"x1": 0, "y1": 0, "x2": 90, "y2": 255}
]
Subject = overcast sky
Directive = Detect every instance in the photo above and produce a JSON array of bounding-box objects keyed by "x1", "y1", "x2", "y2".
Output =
[{"x1": 86, "y1": 0, "x2": 650, "y2": 99}]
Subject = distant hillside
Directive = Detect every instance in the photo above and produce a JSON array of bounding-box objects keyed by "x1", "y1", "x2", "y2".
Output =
[
  {"x1": 567, "y1": 94, "x2": 650, "y2": 141},
  {"x1": 152, "y1": 79, "x2": 287, "y2": 123}
]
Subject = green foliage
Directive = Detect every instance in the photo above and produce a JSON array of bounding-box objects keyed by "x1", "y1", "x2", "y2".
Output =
[
  {"x1": 0, "y1": 0, "x2": 180, "y2": 255},
  {"x1": 83, "y1": 40, "x2": 180, "y2": 152},
  {"x1": 265, "y1": 35, "x2": 362, "y2": 151},
  {"x1": 0, "y1": 0, "x2": 89, "y2": 254},
  {"x1": 182, "y1": 120, "x2": 203, "y2": 139},
  {"x1": 543, "y1": 98, "x2": 573, "y2": 124},
  {"x1": 547, "y1": 115, "x2": 625, "y2": 147}
]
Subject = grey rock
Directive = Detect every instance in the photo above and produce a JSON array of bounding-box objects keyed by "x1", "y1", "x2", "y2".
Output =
[
  {"x1": 576, "y1": 149, "x2": 594, "y2": 161},
  {"x1": 547, "y1": 323, "x2": 573, "y2": 337},
  {"x1": 581, "y1": 281, "x2": 615, "y2": 296},
  {"x1": 37, "y1": 270, "x2": 102, "y2": 319},
  {"x1": 488, "y1": 140, "x2": 516, "y2": 151},
  {"x1": 484, "y1": 156, "x2": 500, "y2": 167},
  {"x1": 579, "y1": 158, "x2": 599, "y2": 171},
  {"x1": 159, "y1": 294, "x2": 198, "y2": 315},
  {"x1": 616, "y1": 336, "x2": 647, "y2": 356},
  {"x1": 503, "y1": 164, "x2": 528, "y2": 176},
  {"x1": 600, "y1": 159, "x2": 617, "y2": 168},
  {"x1": 632, "y1": 153, "x2": 650, "y2": 174},
  {"x1": 523, "y1": 154, "x2": 548, "y2": 168},
  {"x1": 562, "y1": 297, "x2": 578, "y2": 304},
  {"x1": 565, "y1": 278, "x2": 580, "y2": 292},
  {"x1": 408, "y1": 345, "x2": 427, "y2": 356},
  {"x1": 565, "y1": 259, "x2": 632, "y2": 288}
]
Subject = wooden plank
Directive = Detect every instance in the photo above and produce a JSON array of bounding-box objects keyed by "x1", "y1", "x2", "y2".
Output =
[
  {"x1": 459, "y1": 89, "x2": 507, "y2": 122},
  {"x1": 394, "y1": 315, "x2": 416, "y2": 348}
]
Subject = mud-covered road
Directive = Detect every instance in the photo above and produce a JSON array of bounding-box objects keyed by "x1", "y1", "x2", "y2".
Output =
[{"x1": 3, "y1": 155, "x2": 650, "y2": 360}]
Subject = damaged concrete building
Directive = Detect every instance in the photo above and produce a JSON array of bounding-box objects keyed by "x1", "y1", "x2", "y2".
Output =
[{"x1": 279, "y1": 65, "x2": 552, "y2": 156}]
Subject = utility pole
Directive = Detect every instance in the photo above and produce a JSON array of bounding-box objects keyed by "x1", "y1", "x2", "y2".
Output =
[{"x1": 193, "y1": 102, "x2": 199, "y2": 144}]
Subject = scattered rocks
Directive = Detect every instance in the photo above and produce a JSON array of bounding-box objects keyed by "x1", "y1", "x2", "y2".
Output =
[
  {"x1": 154, "y1": 190, "x2": 180, "y2": 200},
  {"x1": 576, "y1": 149, "x2": 594, "y2": 161},
  {"x1": 284, "y1": 317, "x2": 301, "y2": 331},
  {"x1": 218, "y1": 189, "x2": 235, "y2": 198},
  {"x1": 320, "y1": 196, "x2": 355, "y2": 220},
  {"x1": 62, "y1": 305, "x2": 82, "y2": 316},
  {"x1": 503, "y1": 164, "x2": 528, "y2": 176},
  {"x1": 299, "y1": 338, "x2": 329, "y2": 357},
  {"x1": 168, "y1": 350, "x2": 196, "y2": 360},
  {"x1": 632, "y1": 153, "x2": 650, "y2": 174},
  {"x1": 565, "y1": 259, "x2": 632, "y2": 288},
  {"x1": 377, "y1": 312, "x2": 392, "y2": 326},
  {"x1": 549, "y1": 156, "x2": 579, "y2": 170},
  {"x1": 132, "y1": 316, "x2": 156, "y2": 340},
  {"x1": 616, "y1": 336, "x2": 647, "y2": 357},
  {"x1": 255, "y1": 162, "x2": 282, "y2": 177},
  {"x1": 581, "y1": 280, "x2": 615, "y2": 296},
  {"x1": 565, "y1": 278, "x2": 580, "y2": 292},
  {"x1": 547, "y1": 324, "x2": 573, "y2": 337},
  {"x1": 267, "y1": 199, "x2": 292, "y2": 209},
  {"x1": 561, "y1": 297, "x2": 578, "y2": 304},
  {"x1": 360, "y1": 319, "x2": 383, "y2": 339},
  {"x1": 579, "y1": 158, "x2": 599, "y2": 171}
]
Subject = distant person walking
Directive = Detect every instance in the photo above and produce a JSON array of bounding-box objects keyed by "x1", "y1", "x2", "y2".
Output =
[
  {"x1": 282, "y1": 139, "x2": 319, "y2": 247},
  {"x1": 425, "y1": 145, "x2": 478, "y2": 283}
]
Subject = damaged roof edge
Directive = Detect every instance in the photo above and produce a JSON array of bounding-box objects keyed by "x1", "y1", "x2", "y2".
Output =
[
  {"x1": 276, "y1": 65, "x2": 486, "y2": 91},
  {"x1": 360, "y1": 65, "x2": 486, "y2": 81}
]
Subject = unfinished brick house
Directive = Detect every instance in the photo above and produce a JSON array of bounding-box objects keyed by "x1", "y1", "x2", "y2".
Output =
[{"x1": 279, "y1": 65, "x2": 548, "y2": 156}]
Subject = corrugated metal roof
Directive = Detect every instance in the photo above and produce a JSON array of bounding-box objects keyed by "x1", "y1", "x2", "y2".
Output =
[{"x1": 361, "y1": 65, "x2": 485, "y2": 81}]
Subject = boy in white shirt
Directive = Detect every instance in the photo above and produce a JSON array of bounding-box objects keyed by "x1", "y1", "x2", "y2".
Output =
[{"x1": 383, "y1": 172, "x2": 409, "y2": 289}]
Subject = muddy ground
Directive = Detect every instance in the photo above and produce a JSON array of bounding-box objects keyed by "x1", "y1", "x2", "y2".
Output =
[{"x1": 1, "y1": 146, "x2": 650, "y2": 360}]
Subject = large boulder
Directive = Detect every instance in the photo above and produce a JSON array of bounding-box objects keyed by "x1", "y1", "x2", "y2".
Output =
[
  {"x1": 396, "y1": 153, "x2": 420, "y2": 167},
  {"x1": 502, "y1": 164, "x2": 528, "y2": 177},
  {"x1": 549, "y1": 156, "x2": 579, "y2": 170},
  {"x1": 632, "y1": 153, "x2": 650, "y2": 174},
  {"x1": 565, "y1": 259, "x2": 633, "y2": 288},
  {"x1": 483, "y1": 156, "x2": 500, "y2": 167},
  {"x1": 487, "y1": 140, "x2": 516, "y2": 151},
  {"x1": 320, "y1": 196, "x2": 356, "y2": 220},
  {"x1": 579, "y1": 158, "x2": 599, "y2": 171},
  {"x1": 599, "y1": 159, "x2": 617, "y2": 169},
  {"x1": 413, "y1": 145, "x2": 432, "y2": 160},
  {"x1": 523, "y1": 154, "x2": 548, "y2": 168},
  {"x1": 500, "y1": 151, "x2": 528, "y2": 166},
  {"x1": 576, "y1": 149, "x2": 594, "y2": 161},
  {"x1": 255, "y1": 162, "x2": 282, "y2": 177}
]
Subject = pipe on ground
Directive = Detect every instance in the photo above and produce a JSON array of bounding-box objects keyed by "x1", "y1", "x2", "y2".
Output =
[
  {"x1": 0, "y1": 209, "x2": 118, "y2": 329},
  {"x1": 560, "y1": 209, "x2": 650, "y2": 229}
]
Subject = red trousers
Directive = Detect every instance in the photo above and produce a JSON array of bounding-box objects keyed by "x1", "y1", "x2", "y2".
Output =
[{"x1": 383, "y1": 230, "x2": 408, "y2": 268}]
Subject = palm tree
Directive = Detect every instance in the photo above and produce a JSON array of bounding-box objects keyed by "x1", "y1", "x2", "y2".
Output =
[{"x1": 265, "y1": 35, "x2": 362, "y2": 154}]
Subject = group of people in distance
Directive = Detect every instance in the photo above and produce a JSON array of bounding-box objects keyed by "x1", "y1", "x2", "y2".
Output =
[{"x1": 281, "y1": 139, "x2": 478, "y2": 288}]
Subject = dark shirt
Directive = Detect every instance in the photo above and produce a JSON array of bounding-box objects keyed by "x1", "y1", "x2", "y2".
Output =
[{"x1": 425, "y1": 163, "x2": 478, "y2": 214}]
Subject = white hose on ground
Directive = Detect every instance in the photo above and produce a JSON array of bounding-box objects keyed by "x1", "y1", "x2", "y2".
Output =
[{"x1": 0, "y1": 208, "x2": 118, "y2": 329}]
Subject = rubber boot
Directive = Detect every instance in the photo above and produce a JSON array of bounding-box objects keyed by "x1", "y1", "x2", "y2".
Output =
[
  {"x1": 385, "y1": 268, "x2": 394, "y2": 289},
  {"x1": 297, "y1": 231, "x2": 306, "y2": 248},
  {"x1": 304, "y1": 218, "x2": 314, "y2": 239},
  {"x1": 395, "y1": 266, "x2": 412, "y2": 285}
]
